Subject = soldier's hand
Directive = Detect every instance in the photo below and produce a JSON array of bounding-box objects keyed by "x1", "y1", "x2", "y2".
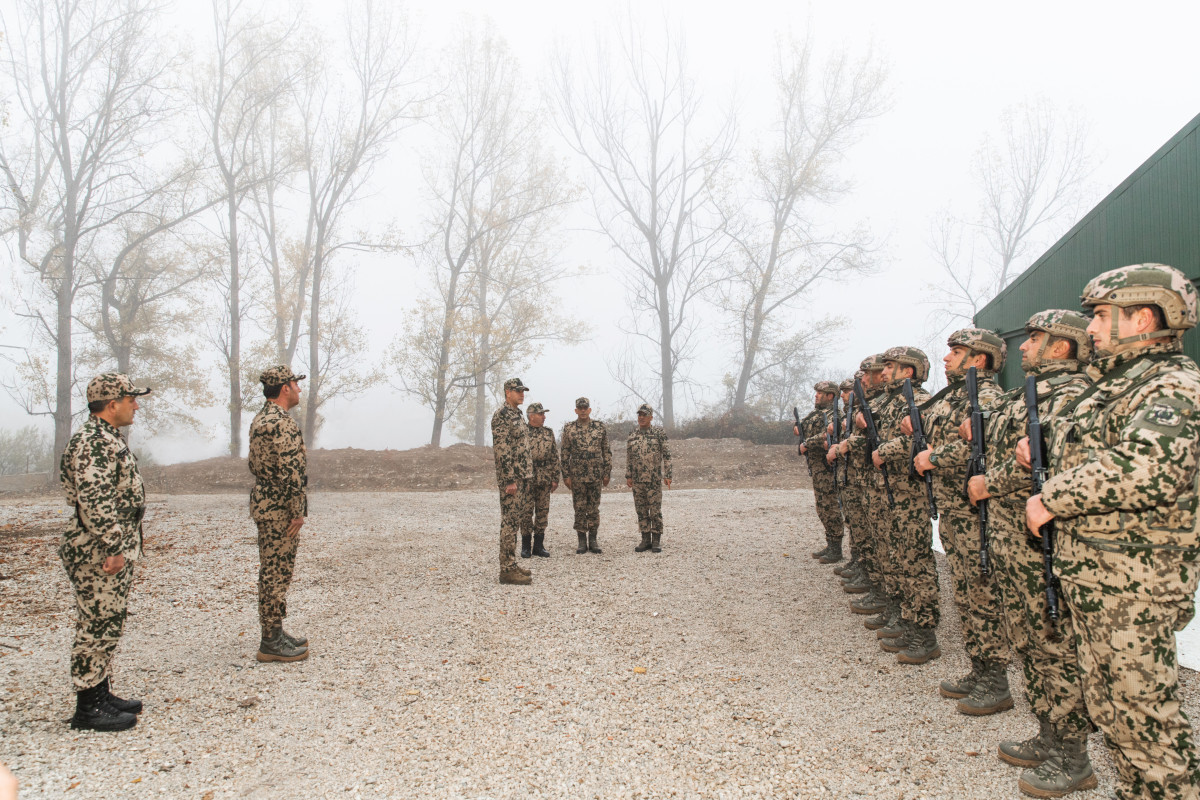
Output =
[
  {"x1": 665, "y1": 479, "x2": 671, "y2": 488},
  {"x1": 900, "y1": 416, "x2": 913, "y2": 436},
  {"x1": 565, "y1": 477, "x2": 572, "y2": 490},
  {"x1": 602, "y1": 477, "x2": 610, "y2": 487},
  {"x1": 1015, "y1": 437, "x2": 1032, "y2": 471},
  {"x1": 505, "y1": 482, "x2": 517, "y2": 496},
  {"x1": 799, "y1": 443, "x2": 807, "y2": 454},
  {"x1": 914, "y1": 448, "x2": 934, "y2": 475},
  {"x1": 551, "y1": 481, "x2": 558, "y2": 492},
  {"x1": 967, "y1": 474, "x2": 990, "y2": 504},
  {"x1": 826, "y1": 422, "x2": 834, "y2": 436},
  {"x1": 1026, "y1": 494, "x2": 1054, "y2": 537},
  {"x1": 792, "y1": 425, "x2": 800, "y2": 436},
  {"x1": 871, "y1": 450, "x2": 883, "y2": 468},
  {"x1": 958, "y1": 418, "x2": 973, "y2": 441},
  {"x1": 855, "y1": 412, "x2": 866, "y2": 430},
  {"x1": 626, "y1": 478, "x2": 633, "y2": 488},
  {"x1": 101, "y1": 554, "x2": 125, "y2": 575},
  {"x1": 287, "y1": 517, "x2": 305, "y2": 537},
  {"x1": 0, "y1": 762, "x2": 16, "y2": 800},
  {"x1": 826, "y1": 449, "x2": 838, "y2": 464}
]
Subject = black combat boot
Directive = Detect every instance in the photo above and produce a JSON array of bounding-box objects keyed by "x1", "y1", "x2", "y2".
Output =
[
  {"x1": 810, "y1": 541, "x2": 831, "y2": 559},
  {"x1": 521, "y1": 534, "x2": 532, "y2": 559},
  {"x1": 577, "y1": 531, "x2": 588, "y2": 554},
  {"x1": 588, "y1": 529, "x2": 603, "y2": 554},
  {"x1": 532, "y1": 533, "x2": 550, "y2": 557},
  {"x1": 71, "y1": 682, "x2": 138, "y2": 732},
  {"x1": 100, "y1": 677, "x2": 142, "y2": 715},
  {"x1": 818, "y1": 538, "x2": 843, "y2": 564},
  {"x1": 635, "y1": 532, "x2": 652, "y2": 552},
  {"x1": 651, "y1": 532, "x2": 661, "y2": 553},
  {"x1": 257, "y1": 626, "x2": 309, "y2": 663}
]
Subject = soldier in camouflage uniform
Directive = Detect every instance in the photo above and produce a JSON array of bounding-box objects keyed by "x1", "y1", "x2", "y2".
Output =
[
  {"x1": 1026, "y1": 265, "x2": 1200, "y2": 800},
  {"x1": 828, "y1": 378, "x2": 864, "y2": 579},
  {"x1": 873, "y1": 347, "x2": 941, "y2": 664},
  {"x1": 626, "y1": 403, "x2": 673, "y2": 553},
  {"x1": 561, "y1": 397, "x2": 612, "y2": 554},
  {"x1": 963, "y1": 311, "x2": 1096, "y2": 795},
  {"x1": 830, "y1": 373, "x2": 885, "y2": 612},
  {"x1": 911, "y1": 329, "x2": 1011, "y2": 713},
  {"x1": 522, "y1": 402, "x2": 558, "y2": 559},
  {"x1": 491, "y1": 378, "x2": 534, "y2": 584},
  {"x1": 796, "y1": 381, "x2": 844, "y2": 563},
  {"x1": 248, "y1": 366, "x2": 311, "y2": 661},
  {"x1": 60, "y1": 373, "x2": 151, "y2": 731}
]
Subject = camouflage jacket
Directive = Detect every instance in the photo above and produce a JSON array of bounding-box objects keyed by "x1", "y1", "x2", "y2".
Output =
[
  {"x1": 59, "y1": 417, "x2": 146, "y2": 565},
  {"x1": 248, "y1": 402, "x2": 308, "y2": 522},
  {"x1": 800, "y1": 407, "x2": 836, "y2": 477},
  {"x1": 876, "y1": 382, "x2": 931, "y2": 495},
  {"x1": 845, "y1": 389, "x2": 887, "y2": 489},
  {"x1": 561, "y1": 418, "x2": 611, "y2": 483},
  {"x1": 527, "y1": 425, "x2": 560, "y2": 486},
  {"x1": 983, "y1": 369, "x2": 1091, "y2": 509},
  {"x1": 923, "y1": 376, "x2": 1002, "y2": 514},
  {"x1": 491, "y1": 404, "x2": 533, "y2": 487},
  {"x1": 625, "y1": 426, "x2": 673, "y2": 484}
]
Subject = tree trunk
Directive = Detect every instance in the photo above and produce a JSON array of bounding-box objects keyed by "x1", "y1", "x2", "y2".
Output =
[
  {"x1": 304, "y1": 242, "x2": 323, "y2": 445},
  {"x1": 658, "y1": 280, "x2": 674, "y2": 428},
  {"x1": 227, "y1": 190, "x2": 242, "y2": 457},
  {"x1": 473, "y1": 278, "x2": 490, "y2": 446}
]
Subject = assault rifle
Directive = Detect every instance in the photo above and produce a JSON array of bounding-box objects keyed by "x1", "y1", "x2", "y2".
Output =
[
  {"x1": 903, "y1": 378, "x2": 939, "y2": 521},
  {"x1": 965, "y1": 367, "x2": 990, "y2": 577},
  {"x1": 853, "y1": 376, "x2": 895, "y2": 508},
  {"x1": 842, "y1": 392, "x2": 854, "y2": 488},
  {"x1": 793, "y1": 406, "x2": 811, "y2": 477},
  {"x1": 1025, "y1": 375, "x2": 1061, "y2": 625},
  {"x1": 829, "y1": 393, "x2": 841, "y2": 479}
]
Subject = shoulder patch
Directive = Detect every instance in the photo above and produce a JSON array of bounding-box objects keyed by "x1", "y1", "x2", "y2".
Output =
[{"x1": 1134, "y1": 397, "x2": 1190, "y2": 435}]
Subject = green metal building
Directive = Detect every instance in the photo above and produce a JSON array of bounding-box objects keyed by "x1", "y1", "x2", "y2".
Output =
[{"x1": 975, "y1": 111, "x2": 1200, "y2": 388}]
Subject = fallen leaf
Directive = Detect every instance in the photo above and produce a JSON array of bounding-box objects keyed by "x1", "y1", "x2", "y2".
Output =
[
  {"x1": 729, "y1": 677, "x2": 741, "y2": 682},
  {"x1": 202, "y1": 792, "x2": 214, "y2": 800},
  {"x1": 782, "y1": 553, "x2": 790, "y2": 557},
  {"x1": 870, "y1": 728, "x2": 885, "y2": 733},
  {"x1": 131, "y1": 778, "x2": 142, "y2": 784},
  {"x1": 923, "y1": 755, "x2": 937, "y2": 764},
  {"x1": 67, "y1": 783, "x2": 80, "y2": 791},
  {"x1": 405, "y1": 690, "x2": 419, "y2": 696},
  {"x1": 965, "y1": 750, "x2": 980, "y2": 757},
  {"x1": 633, "y1": 667, "x2": 647, "y2": 674},
  {"x1": 479, "y1": 676, "x2": 490, "y2": 682}
]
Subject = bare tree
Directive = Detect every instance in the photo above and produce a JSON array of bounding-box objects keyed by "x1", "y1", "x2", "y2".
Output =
[
  {"x1": 720, "y1": 36, "x2": 886, "y2": 410},
  {"x1": 551, "y1": 15, "x2": 736, "y2": 428}
]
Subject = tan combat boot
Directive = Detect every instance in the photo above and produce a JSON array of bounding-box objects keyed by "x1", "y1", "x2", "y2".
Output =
[
  {"x1": 500, "y1": 565, "x2": 532, "y2": 585},
  {"x1": 1017, "y1": 735, "x2": 1097, "y2": 798},
  {"x1": 999, "y1": 715, "x2": 1055, "y2": 767}
]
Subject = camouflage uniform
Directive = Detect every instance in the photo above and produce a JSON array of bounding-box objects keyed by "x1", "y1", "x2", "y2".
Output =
[
  {"x1": 491, "y1": 383, "x2": 533, "y2": 571},
  {"x1": 800, "y1": 381, "x2": 844, "y2": 553},
  {"x1": 838, "y1": 378, "x2": 870, "y2": 572},
  {"x1": 248, "y1": 367, "x2": 308, "y2": 632},
  {"x1": 561, "y1": 398, "x2": 612, "y2": 551},
  {"x1": 626, "y1": 403, "x2": 673, "y2": 550},
  {"x1": 1040, "y1": 265, "x2": 1200, "y2": 800},
  {"x1": 847, "y1": 360, "x2": 894, "y2": 611},
  {"x1": 523, "y1": 402, "x2": 559, "y2": 548},
  {"x1": 59, "y1": 374, "x2": 150, "y2": 691}
]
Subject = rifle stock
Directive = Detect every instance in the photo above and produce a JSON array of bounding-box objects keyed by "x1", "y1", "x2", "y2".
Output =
[{"x1": 1025, "y1": 375, "x2": 1061, "y2": 625}]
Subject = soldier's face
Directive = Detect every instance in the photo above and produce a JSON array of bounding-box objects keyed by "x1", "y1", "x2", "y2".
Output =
[
  {"x1": 281, "y1": 380, "x2": 302, "y2": 410},
  {"x1": 575, "y1": 406, "x2": 591, "y2": 421},
  {"x1": 882, "y1": 362, "x2": 897, "y2": 382},
  {"x1": 944, "y1": 345, "x2": 970, "y2": 376},
  {"x1": 1086, "y1": 305, "x2": 1114, "y2": 350},
  {"x1": 506, "y1": 389, "x2": 525, "y2": 406},
  {"x1": 841, "y1": 390, "x2": 852, "y2": 406},
  {"x1": 529, "y1": 412, "x2": 545, "y2": 427},
  {"x1": 637, "y1": 413, "x2": 652, "y2": 428},
  {"x1": 1020, "y1": 331, "x2": 1042, "y2": 368},
  {"x1": 111, "y1": 395, "x2": 139, "y2": 427}
]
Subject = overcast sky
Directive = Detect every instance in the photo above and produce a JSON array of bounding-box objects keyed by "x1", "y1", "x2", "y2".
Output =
[{"x1": 4, "y1": 0, "x2": 1200, "y2": 462}]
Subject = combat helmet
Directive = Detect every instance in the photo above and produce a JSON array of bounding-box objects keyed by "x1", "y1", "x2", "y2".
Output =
[
  {"x1": 814, "y1": 380, "x2": 839, "y2": 395},
  {"x1": 882, "y1": 346, "x2": 930, "y2": 385},
  {"x1": 1024, "y1": 309, "x2": 1092, "y2": 370},
  {"x1": 839, "y1": 377, "x2": 855, "y2": 394},
  {"x1": 945, "y1": 328, "x2": 1006, "y2": 379},
  {"x1": 1081, "y1": 263, "x2": 1198, "y2": 355},
  {"x1": 859, "y1": 353, "x2": 886, "y2": 372}
]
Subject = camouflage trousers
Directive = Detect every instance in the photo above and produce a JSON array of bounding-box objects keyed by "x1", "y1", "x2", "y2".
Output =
[
  {"x1": 811, "y1": 465, "x2": 844, "y2": 542},
  {"x1": 938, "y1": 510, "x2": 1008, "y2": 663},
  {"x1": 842, "y1": 485, "x2": 872, "y2": 570},
  {"x1": 632, "y1": 481, "x2": 663, "y2": 535},
  {"x1": 887, "y1": 485, "x2": 939, "y2": 628},
  {"x1": 63, "y1": 557, "x2": 134, "y2": 691},
  {"x1": 569, "y1": 481, "x2": 602, "y2": 533},
  {"x1": 521, "y1": 482, "x2": 553, "y2": 537},
  {"x1": 256, "y1": 520, "x2": 299, "y2": 631},
  {"x1": 498, "y1": 480, "x2": 530, "y2": 569},
  {"x1": 859, "y1": 480, "x2": 894, "y2": 590},
  {"x1": 1059, "y1": 538, "x2": 1200, "y2": 800},
  {"x1": 988, "y1": 506, "x2": 1089, "y2": 736}
]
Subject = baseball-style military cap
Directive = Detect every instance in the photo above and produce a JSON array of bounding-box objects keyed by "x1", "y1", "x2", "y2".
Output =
[
  {"x1": 259, "y1": 365, "x2": 306, "y2": 388},
  {"x1": 575, "y1": 397, "x2": 591, "y2": 409},
  {"x1": 527, "y1": 402, "x2": 548, "y2": 415},
  {"x1": 86, "y1": 373, "x2": 151, "y2": 404},
  {"x1": 637, "y1": 403, "x2": 654, "y2": 416},
  {"x1": 504, "y1": 377, "x2": 530, "y2": 392}
]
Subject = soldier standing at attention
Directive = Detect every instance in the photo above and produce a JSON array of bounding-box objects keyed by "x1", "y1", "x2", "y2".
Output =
[
  {"x1": 248, "y1": 366, "x2": 310, "y2": 662},
  {"x1": 522, "y1": 402, "x2": 558, "y2": 559},
  {"x1": 60, "y1": 373, "x2": 151, "y2": 731},
  {"x1": 626, "y1": 403, "x2": 673, "y2": 553},
  {"x1": 1026, "y1": 264, "x2": 1200, "y2": 800},
  {"x1": 491, "y1": 378, "x2": 534, "y2": 584},
  {"x1": 795, "y1": 381, "x2": 844, "y2": 563},
  {"x1": 561, "y1": 397, "x2": 612, "y2": 554}
]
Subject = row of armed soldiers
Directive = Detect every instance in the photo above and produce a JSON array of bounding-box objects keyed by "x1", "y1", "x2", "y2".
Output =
[{"x1": 796, "y1": 262, "x2": 1200, "y2": 800}]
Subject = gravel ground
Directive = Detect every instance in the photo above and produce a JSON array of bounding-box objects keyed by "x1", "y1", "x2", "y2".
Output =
[{"x1": 1, "y1": 488, "x2": 1192, "y2": 799}]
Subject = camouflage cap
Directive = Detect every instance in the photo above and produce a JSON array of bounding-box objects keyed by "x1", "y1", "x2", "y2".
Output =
[
  {"x1": 1081, "y1": 263, "x2": 1198, "y2": 332},
  {"x1": 575, "y1": 396, "x2": 590, "y2": 409},
  {"x1": 87, "y1": 373, "x2": 151, "y2": 404},
  {"x1": 814, "y1": 380, "x2": 839, "y2": 395},
  {"x1": 947, "y1": 327, "x2": 1007, "y2": 374},
  {"x1": 637, "y1": 403, "x2": 654, "y2": 416},
  {"x1": 859, "y1": 353, "x2": 886, "y2": 372},
  {"x1": 882, "y1": 346, "x2": 930, "y2": 383},
  {"x1": 526, "y1": 402, "x2": 548, "y2": 415},
  {"x1": 259, "y1": 365, "x2": 306, "y2": 387},
  {"x1": 504, "y1": 377, "x2": 530, "y2": 392},
  {"x1": 1026, "y1": 309, "x2": 1093, "y2": 363}
]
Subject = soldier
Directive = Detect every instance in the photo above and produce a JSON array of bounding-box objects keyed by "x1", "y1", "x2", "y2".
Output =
[
  {"x1": 60, "y1": 373, "x2": 151, "y2": 731},
  {"x1": 560, "y1": 397, "x2": 612, "y2": 554},
  {"x1": 248, "y1": 366, "x2": 310, "y2": 662},
  {"x1": 832, "y1": 372, "x2": 886, "y2": 615},
  {"x1": 1026, "y1": 264, "x2": 1200, "y2": 800},
  {"x1": 963, "y1": 311, "x2": 1096, "y2": 795},
  {"x1": 491, "y1": 378, "x2": 534, "y2": 584},
  {"x1": 909, "y1": 329, "x2": 1010, "y2": 714},
  {"x1": 795, "y1": 381, "x2": 844, "y2": 563},
  {"x1": 827, "y1": 378, "x2": 862, "y2": 578},
  {"x1": 872, "y1": 346, "x2": 941, "y2": 664},
  {"x1": 522, "y1": 402, "x2": 558, "y2": 559},
  {"x1": 626, "y1": 403, "x2": 673, "y2": 553}
]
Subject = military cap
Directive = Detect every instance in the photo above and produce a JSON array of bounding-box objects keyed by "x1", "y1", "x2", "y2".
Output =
[
  {"x1": 504, "y1": 377, "x2": 530, "y2": 392},
  {"x1": 814, "y1": 380, "x2": 839, "y2": 394},
  {"x1": 859, "y1": 353, "x2": 885, "y2": 372},
  {"x1": 947, "y1": 327, "x2": 1007, "y2": 374},
  {"x1": 1081, "y1": 263, "x2": 1198, "y2": 333},
  {"x1": 637, "y1": 403, "x2": 654, "y2": 416},
  {"x1": 259, "y1": 365, "x2": 306, "y2": 388},
  {"x1": 882, "y1": 346, "x2": 930, "y2": 383},
  {"x1": 575, "y1": 397, "x2": 591, "y2": 409},
  {"x1": 526, "y1": 402, "x2": 548, "y2": 415},
  {"x1": 87, "y1": 373, "x2": 151, "y2": 404},
  {"x1": 1026, "y1": 309, "x2": 1093, "y2": 363}
]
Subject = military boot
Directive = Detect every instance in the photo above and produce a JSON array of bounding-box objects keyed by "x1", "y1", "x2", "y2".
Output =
[
  {"x1": 880, "y1": 623, "x2": 912, "y2": 653},
  {"x1": 810, "y1": 542, "x2": 831, "y2": 559},
  {"x1": 875, "y1": 603, "x2": 905, "y2": 638},
  {"x1": 635, "y1": 532, "x2": 652, "y2": 552},
  {"x1": 499, "y1": 565, "x2": 532, "y2": 585},
  {"x1": 957, "y1": 661, "x2": 1014, "y2": 715},
  {"x1": 70, "y1": 682, "x2": 138, "y2": 732},
  {"x1": 864, "y1": 600, "x2": 895, "y2": 631},
  {"x1": 817, "y1": 538, "x2": 843, "y2": 564},
  {"x1": 650, "y1": 532, "x2": 661, "y2": 553},
  {"x1": 99, "y1": 677, "x2": 143, "y2": 715},
  {"x1": 999, "y1": 716, "x2": 1056, "y2": 768},
  {"x1": 939, "y1": 657, "x2": 984, "y2": 700},
  {"x1": 281, "y1": 627, "x2": 307, "y2": 648},
  {"x1": 834, "y1": 557, "x2": 859, "y2": 578},
  {"x1": 850, "y1": 587, "x2": 886, "y2": 615},
  {"x1": 576, "y1": 532, "x2": 588, "y2": 554},
  {"x1": 532, "y1": 533, "x2": 550, "y2": 557},
  {"x1": 521, "y1": 534, "x2": 532, "y2": 559},
  {"x1": 1017, "y1": 735, "x2": 1097, "y2": 798},
  {"x1": 896, "y1": 626, "x2": 941, "y2": 664},
  {"x1": 257, "y1": 627, "x2": 309, "y2": 662},
  {"x1": 588, "y1": 530, "x2": 603, "y2": 554},
  {"x1": 842, "y1": 573, "x2": 870, "y2": 594}
]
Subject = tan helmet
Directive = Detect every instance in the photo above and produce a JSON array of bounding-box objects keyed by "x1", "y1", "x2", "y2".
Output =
[
  {"x1": 1025, "y1": 309, "x2": 1093, "y2": 368},
  {"x1": 882, "y1": 346, "x2": 930, "y2": 384},
  {"x1": 839, "y1": 378, "x2": 855, "y2": 393},
  {"x1": 1082, "y1": 264, "x2": 1198, "y2": 355},
  {"x1": 859, "y1": 353, "x2": 886, "y2": 372},
  {"x1": 814, "y1": 380, "x2": 839, "y2": 395},
  {"x1": 946, "y1": 327, "x2": 1007, "y2": 377}
]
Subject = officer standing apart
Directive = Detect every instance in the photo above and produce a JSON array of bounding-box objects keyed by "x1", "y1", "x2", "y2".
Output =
[
  {"x1": 492, "y1": 378, "x2": 534, "y2": 584},
  {"x1": 60, "y1": 373, "x2": 151, "y2": 731},
  {"x1": 522, "y1": 401, "x2": 558, "y2": 559},
  {"x1": 1025, "y1": 264, "x2": 1200, "y2": 800},
  {"x1": 626, "y1": 404, "x2": 673, "y2": 553},
  {"x1": 796, "y1": 381, "x2": 845, "y2": 563},
  {"x1": 561, "y1": 397, "x2": 612, "y2": 554},
  {"x1": 248, "y1": 366, "x2": 310, "y2": 662}
]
